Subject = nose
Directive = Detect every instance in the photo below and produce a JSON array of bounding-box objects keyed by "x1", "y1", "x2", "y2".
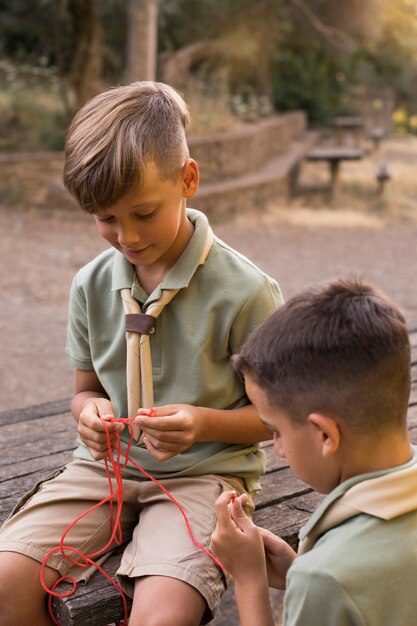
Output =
[{"x1": 117, "y1": 221, "x2": 140, "y2": 248}]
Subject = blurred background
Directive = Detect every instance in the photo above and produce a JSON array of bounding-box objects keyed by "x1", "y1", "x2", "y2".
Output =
[
  {"x1": 0, "y1": 0, "x2": 416, "y2": 149},
  {"x1": 1, "y1": 0, "x2": 417, "y2": 411}
]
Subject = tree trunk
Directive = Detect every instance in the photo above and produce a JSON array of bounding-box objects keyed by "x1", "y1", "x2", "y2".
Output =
[
  {"x1": 68, "y1": 0, "x2": 103, "y2": 110},
  {"x1": 126, "y1": 0, "x2": 159, "y2": 82}
]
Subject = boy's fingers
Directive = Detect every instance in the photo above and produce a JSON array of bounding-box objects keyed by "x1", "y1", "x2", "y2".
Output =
[
  {"x1": 214, "y1": 491, "x2": 237, "y2": 528},
  {"x1": 101, "y1": 413, "x2": 125, "y2": 433},
  {"x1": 236, "y1": 492, "x2": 250, "y2": 507},
  {"x1": 143, "y1": 436, "x2": 175, "y2": 461},
  {"x1": 135, "y1": 415, "x2": 176, "y2": 432},
  {"x1": 231, "y1": 497, "x2": 255, "y2": 533},
  {"x1": 137, "y1": 407, "x2": 159, "y2": 417}
]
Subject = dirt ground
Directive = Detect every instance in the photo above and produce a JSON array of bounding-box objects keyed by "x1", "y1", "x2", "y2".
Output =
[{"x1": 1, "y1": 137, "x2": 417, "y2": 411}]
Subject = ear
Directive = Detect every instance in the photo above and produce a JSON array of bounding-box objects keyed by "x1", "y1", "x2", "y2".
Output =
[
  {"x1": 181, "y1": 158, "x2": 199, "y2": 198},
  {"x1": 308, "y1": 413, "x2": 341, "y2": 458}
]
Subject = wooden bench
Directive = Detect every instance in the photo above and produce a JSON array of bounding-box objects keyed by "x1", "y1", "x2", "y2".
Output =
[{"x1": 1, "y1": 326, "x2": 417, "y2": 626}]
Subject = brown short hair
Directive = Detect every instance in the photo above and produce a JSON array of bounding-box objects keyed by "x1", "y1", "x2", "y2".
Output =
[
  {"x1": 63, "y1": 81, "x2": 191, "y2": 213},
  {"x1": 234, "y1": 278, "x2": 411, "y2": 434}
]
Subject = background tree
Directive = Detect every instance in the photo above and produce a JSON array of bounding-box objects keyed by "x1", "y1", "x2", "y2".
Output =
[
  {"x1": 126, "y1": 0, "x2": 158, "y2": 82},
  {"x1": 1, "y1": 0, "x2": 417, "y2": 148},
  {"x1": 67, "y1": 0, "x2": 103, "y2": 110}
]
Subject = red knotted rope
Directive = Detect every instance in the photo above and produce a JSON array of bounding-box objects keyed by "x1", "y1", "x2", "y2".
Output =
[{"x1": 40, "y1": 414, "x2": 224, "y2": 626}]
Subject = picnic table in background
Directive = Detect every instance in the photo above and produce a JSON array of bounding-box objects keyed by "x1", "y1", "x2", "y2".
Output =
[
  {"x1": 332, "y1": 116, "x2": 364, "y2": 147},
  {"x1": 305, "y1": 146, "x2": 367, "y2": 199}
]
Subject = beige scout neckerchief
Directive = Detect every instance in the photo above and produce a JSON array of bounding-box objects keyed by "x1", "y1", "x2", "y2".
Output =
[
  {"x1": 120, "y1": 227, "x2": 214, "y2": 443},
  {"x1": 298, "y1": 459, "x2": 417, "y2": 555}
]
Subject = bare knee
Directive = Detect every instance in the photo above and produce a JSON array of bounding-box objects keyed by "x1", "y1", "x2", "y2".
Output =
[
  {"x1": 0, "y1": 552, "x2": 57, "y2": 626},
  {"x1": 129, "y1": 575, "x2": 206, "y2": 626}
]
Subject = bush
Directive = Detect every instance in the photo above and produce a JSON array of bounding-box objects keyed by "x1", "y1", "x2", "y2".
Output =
[
  {"x1": 0, "y1": 59, "x2": 70, "y2": 151},
  {"x1": 271, "y1": 44, "x2": 356, "y2": 125}
]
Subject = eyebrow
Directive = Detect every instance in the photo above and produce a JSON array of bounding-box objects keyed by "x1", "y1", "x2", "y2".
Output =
[
  {"x1": 131, "y1": 201, "x2": 158, "y2": 209},
  {"x1": 98, "y1": 201, "x2": 157, "y2": 216}
]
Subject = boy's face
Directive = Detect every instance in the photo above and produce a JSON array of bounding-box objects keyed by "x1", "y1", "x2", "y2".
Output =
[
  {"x1": 245, "y1": 375, "x2": 334, "y2": 494},
  {"x1": 94, "y1": 160, "x2": 197, "y2": 274}
]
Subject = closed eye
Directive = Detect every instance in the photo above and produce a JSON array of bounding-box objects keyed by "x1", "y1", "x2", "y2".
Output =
[{"x1": 135, "y1": 206, "x2": 159, "y2": 220}]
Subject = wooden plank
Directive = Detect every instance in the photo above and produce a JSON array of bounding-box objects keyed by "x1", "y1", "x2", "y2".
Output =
[
  {"x1": 0, "y1": 412, "x2": 77, "y2": 520},
  {"x1": 254, "y1": 491, "x2": 324, "y2": 550},
  {"x1": 0, "y1": 469, "x2": 66, "y2": 514},
  {"x1": 262, "y1": 442, "x2": 288, "y2": 473},
  {"x1": 254, "y1": 467, "x2": 311, "y2": 509},
  {"x1": 0, "y1": 451, "x2": 73, "y2": 495},
  {"x1": 0, "y1": 398, "x2": 71, "y2": 425},
  {"x1": 0, "y1": 412, "x2": 74, "y2": 448},
  {"x1": 0, "y1": 428, "x2": 75, "y2": 472},
  {"x1": 51, "y1": 550, "x2": 131, "y2": 626}
]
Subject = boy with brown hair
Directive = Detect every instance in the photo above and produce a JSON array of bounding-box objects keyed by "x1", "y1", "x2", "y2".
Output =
[
  {"x1": 0, "y1": 82, "x2": 282, "y2": 625},
  {"x1": 212, "y1": 277, "x2": 417, "y2": 626}
]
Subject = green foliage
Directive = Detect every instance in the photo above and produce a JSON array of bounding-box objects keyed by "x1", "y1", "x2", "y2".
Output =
[
  {"x1": 0, "y1": 0, "x2": 68, "y2": 68},
  {"x1": 0, "y1": 0, "x2": 416, "y2": 151},
  {"x1": 159, "y1": 0, "x2": 287, "y2": 51},
  {"x1": 0, "y1": 60, "x2": 69, "y2": 151},
  {"x1": 159, "y1": 0, "x2": 226, "y2": 51},
  {"x1": 272, "y1": 43, "x2": 356, "y2": 125},
  {"x1": 0, "y1": 0, "x2": 125, "y2": 82}
]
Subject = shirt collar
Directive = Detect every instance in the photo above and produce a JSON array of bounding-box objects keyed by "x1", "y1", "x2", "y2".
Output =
[
  {"x1": 299, "y1": 444, "x2": 417, "y2": 541},
  {"x1": 111, "y1": 208, "x2": 211, "y2": 303}
]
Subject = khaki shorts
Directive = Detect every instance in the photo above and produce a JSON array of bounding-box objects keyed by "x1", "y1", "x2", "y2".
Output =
[{"x1": 0, "y1": 459, "x2": 250, "y2": 620}]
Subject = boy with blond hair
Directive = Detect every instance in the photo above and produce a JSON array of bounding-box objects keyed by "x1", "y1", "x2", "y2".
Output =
[
  {"x1": 212, "y1": 277, "x2": 417, "y2": 626},
  {"x1": 0, "y1": 82, "x2": 282, "y2": 625}
]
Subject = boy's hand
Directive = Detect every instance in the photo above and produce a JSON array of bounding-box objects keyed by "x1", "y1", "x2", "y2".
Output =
[
  {"x1": 135, "y1": 404, "x2": 202, "y2": 461},
  {"x1": 77, "y1": 398, "x2": 125, "y2": 461},
  {"x1": 259, "y1": 528, "x2": 296, "y2": 590},
  {"x1": 211, "y1": 491, "x2": 268, "y2": 584}
]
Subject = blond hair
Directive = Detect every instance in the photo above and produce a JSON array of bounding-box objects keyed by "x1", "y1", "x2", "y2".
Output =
[{"x1": 63, "y1": 81, "x2": 191, "y2": 213}]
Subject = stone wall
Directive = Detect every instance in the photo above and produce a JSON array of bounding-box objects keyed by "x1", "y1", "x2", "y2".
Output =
[
  {"x1": 0, "y1": 112, "x2": 313, "y2": 220},
  {"x1": 189, "y1": 112, "x2": 306, "y2": 184},
  {"x1": 0, "y1": 151, "x2": 72, "y2": 209}
]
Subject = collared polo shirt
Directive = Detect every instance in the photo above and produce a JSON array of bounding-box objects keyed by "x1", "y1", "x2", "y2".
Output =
[
  {"x1": 66, "y1": 209, "x2": 282, "y2": 491},
  {"x1": 284, "y1": 446, "x2": 417, "y2": 626}
]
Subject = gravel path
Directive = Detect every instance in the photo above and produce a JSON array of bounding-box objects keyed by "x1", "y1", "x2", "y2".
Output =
[{"x1": 1, "y1": 201, "x2": 417, "y2": 411}]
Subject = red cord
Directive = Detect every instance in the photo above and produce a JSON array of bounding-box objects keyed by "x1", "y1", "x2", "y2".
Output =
[{"x1": 40, "y1": 415, "x2": 224, "y2": 625}]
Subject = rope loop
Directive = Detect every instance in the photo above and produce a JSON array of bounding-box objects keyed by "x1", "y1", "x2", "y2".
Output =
[{"x1": 40, "y1": 415, "x2": 224, "y2": 625}]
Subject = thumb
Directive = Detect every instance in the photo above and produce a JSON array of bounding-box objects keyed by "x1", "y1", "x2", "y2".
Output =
[
  {"x1": 231, "y1": 496, "x2": 254, "y2": 533},
  {"x1": 102, "y1": 414, "x2": 125, "y2": 434}
]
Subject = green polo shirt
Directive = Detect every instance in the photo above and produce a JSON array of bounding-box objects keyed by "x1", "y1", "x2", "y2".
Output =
[
  {"x1": 66, "y1": 208, "x2": 282, "y2": 491},
  {"x1": 284, "y1": 446, "x2": 417, "y2": 626}
]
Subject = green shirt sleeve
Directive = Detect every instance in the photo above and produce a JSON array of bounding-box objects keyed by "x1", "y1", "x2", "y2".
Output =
[
  {"x1": 284, "y1": 570, "x2": 366, "y2": 626},
  {"x1": 66, "y1": 276, "x2": 93, "y2": 370}
]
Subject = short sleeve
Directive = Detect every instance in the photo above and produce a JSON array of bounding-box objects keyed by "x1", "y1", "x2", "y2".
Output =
[
  {"x1": 284, "y1": 569, "x2": 366, "y2": 626},
  {"x1": 230, "y1": 276, "x2": 283, "y2": 354},
  {"x1": 65, "y1": 276, "x2": 94, "y2": 370}
]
